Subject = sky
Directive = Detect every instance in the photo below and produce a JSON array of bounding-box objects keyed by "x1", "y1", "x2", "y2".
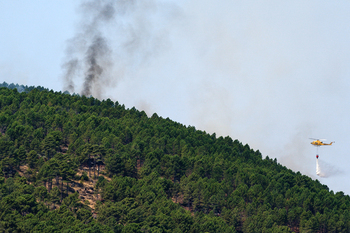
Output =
[{"x1": 1, "y1": 0, "x2": 350, "y2": 194}]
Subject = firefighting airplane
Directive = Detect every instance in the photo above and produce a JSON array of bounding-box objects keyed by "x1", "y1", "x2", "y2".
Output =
[{"x1": 309, "y1": 138, "x2": 335, "y2": 147}]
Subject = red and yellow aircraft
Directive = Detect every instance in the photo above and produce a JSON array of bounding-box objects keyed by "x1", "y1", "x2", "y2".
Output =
[{"x1": 310, "y1": 138, "x2": 335, "y2": 147}]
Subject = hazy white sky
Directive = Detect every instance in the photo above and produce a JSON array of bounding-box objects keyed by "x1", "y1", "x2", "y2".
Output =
[{"x1": 1, "y1": 0, "x2": 350, "y2": 194}]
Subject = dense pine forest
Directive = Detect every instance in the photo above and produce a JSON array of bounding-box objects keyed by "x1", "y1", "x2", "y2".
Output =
[{"x1": 0, "y1": 83, "x2": 349, "y2": 232}]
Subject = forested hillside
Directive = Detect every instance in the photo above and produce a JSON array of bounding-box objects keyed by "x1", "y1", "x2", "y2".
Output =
[{"x1": 0, "y1": 85, "x2": 349, "y2": 232}]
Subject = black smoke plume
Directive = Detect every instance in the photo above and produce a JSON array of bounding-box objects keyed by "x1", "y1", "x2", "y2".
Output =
[
  {"x1": 62, "y1": 0, "x2": 118, "y2": 97},
  {"x1": 62, "y1": 0, "x2": 180, "y2": 98},
  {"x1": 82, "y1": 36, "x2": 109, "y2": 96}
]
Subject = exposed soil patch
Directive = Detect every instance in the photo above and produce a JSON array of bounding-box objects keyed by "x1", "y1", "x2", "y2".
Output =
[{"x1": 18, "y1": 165, "x2": 111, "y2": 211}]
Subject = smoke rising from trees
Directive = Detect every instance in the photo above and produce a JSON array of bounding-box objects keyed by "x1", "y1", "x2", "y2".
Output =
[
  {"x1": 61, "y1": 0, "x2": 350, "y2": 193},
  {"x1": 62, "y1": 0, "x2": 117, "y2": 97},
  {"x1": 62, "y1": 0, "x2": 179, "y2": 98}
]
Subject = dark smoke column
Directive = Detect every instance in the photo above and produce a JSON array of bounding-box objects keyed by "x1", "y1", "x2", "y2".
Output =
[
  {"x1": 62, "y1": 0, "x2": 177, "y2": 97},
  {"x1": 82, "y1": 36, "x2": 109, "y2": 97},
  {"x1": 62, "y1": 0, "x2": 117, "y2": 97}
]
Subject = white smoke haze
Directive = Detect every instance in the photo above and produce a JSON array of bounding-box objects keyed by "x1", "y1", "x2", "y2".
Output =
[
  {"x1": 60, "y1": 0, "x2": 350, "y2": 193},
  {"x1": 317, "y1": 158, "x2": 344, "y2": 178}
]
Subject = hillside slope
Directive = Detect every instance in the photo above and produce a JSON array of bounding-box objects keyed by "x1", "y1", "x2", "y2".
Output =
[{"x1": 0, "y1": 85, "x2": 349, "y2": 232}]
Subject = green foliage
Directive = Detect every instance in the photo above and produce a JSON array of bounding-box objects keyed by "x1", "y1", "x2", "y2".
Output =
[
  {"x1": 0, "y1": 84, "x2": 350, "y2": 232},
  {"x1": 81, "y1": 171, "x2": 89, "y2": 181}
]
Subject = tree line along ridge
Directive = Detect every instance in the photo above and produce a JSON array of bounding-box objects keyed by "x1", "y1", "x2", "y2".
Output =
[{"x1": 0, "y1": 83, "x2": 349, "y2": 232}]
